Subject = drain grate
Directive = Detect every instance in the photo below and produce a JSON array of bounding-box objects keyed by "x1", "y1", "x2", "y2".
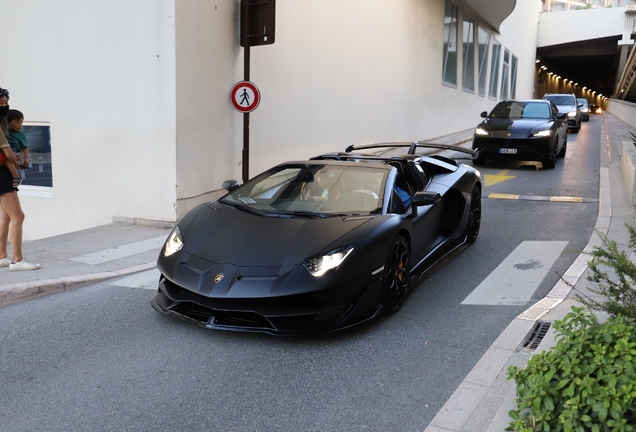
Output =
[{"x1": 523, "y1": 321, "x2": 552, "y2": 350}]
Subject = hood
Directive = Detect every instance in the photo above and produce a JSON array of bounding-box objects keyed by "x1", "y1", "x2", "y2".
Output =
[
  {"x1": 553, "y1": 105, "x2": 576, "y2": 113},
  {"x1": 180, "y1": 203, "x2": 371, "y2": 267},
  {"x1": 482, "y1": 118, "x2": 552, "y2": 139}
]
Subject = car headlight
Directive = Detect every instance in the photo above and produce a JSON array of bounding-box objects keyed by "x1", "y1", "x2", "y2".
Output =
[
  {"x1": 474, "y1": 127, "x2": 489, "y2": 136},
  {"x1": 531, "y1": 129, "x2": 552, "y2": 137},
  {"x1": 163, "y1": 226, "x2": 184, "y2": 257},
  {"x1": 581, "y1": 108, "x2": 588, "y2": 113},
  {"x1": 303, "y1": 244, "x2": 355, "y2": 277},
  {"x1": 567, "y1": 112, "x2": 576, "y2": 118}
]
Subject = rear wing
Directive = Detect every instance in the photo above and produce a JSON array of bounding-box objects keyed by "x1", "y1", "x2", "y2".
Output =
[{"x1": 344, "y1": 141, "x2": 476, "y2": 157}]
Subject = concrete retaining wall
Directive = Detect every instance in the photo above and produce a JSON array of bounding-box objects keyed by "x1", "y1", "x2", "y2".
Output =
[
  {"x1": 622, "y1": 141, "x2": 636, "y2": 206},
  {"x1": 608, "y1": 99, "x2": 636, "y2": 205},
  {"x1": 608, "y1": 99, "x2": 636, "y2": 129}
]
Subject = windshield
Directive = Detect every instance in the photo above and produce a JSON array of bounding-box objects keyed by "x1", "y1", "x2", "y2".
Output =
[
  {"x1": 544, "y1": 95, "x2": 575, "y2": 106},
  {"x1": 489, "y1": 101, "x2": 551, "y2": 119},
  {"x1": 219, "y1": 164, "x2": 388, "y2": 216}
]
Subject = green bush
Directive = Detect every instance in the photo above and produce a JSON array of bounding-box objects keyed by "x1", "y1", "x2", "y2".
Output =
[
  {"x1": 577, "y1": 227, "x2": 636, "y2": 324},
  {"x1": 506, "y1": 307, "x2": 636, "y2": 432}
]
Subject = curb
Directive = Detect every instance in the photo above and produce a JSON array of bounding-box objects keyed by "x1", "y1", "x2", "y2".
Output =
[
  {"x1": 0, "y1": 261, "x2": 157, "y2": 308},
  {"x1": 424, "y1": 132, "x2": 612, "y2": 430}
]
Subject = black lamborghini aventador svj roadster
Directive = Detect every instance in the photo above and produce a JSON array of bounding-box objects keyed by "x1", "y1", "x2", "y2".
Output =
[{"x1": 151, "y1": 142, "x2": 482, "y2": 334}]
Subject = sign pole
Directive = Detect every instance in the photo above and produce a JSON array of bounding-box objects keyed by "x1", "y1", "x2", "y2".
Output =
[
  {"x1": 243, "y1": 44, "x2": 250, "y2": 183},
  {"x1": 241, "y1": 3, "x2": 251, "y2": 183},
  {"x1": 238, "y1": 0, "x2": 274, "y2": 182}
]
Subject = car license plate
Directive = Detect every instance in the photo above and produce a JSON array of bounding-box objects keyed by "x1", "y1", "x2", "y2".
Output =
[{"x1": 499, "y1": 148, "x2": 517, "y2": 154}]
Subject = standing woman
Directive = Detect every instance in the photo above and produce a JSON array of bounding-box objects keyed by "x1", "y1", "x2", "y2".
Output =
[{"x1": 0, "y1": 88, "x2": 40, "y2": 270}]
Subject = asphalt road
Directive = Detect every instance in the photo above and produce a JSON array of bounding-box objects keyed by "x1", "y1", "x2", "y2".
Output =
[{"x1": 0, "y1": 117, "x2": 602, "y2": 432}]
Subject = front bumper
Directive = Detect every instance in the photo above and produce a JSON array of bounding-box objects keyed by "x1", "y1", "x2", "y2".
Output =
[
  {"x1": 473, "y1": 136, "x2": 554, "y2": 162},
  {"x1": 151, "y1": 274, "x2": 384, "y2": 335}
]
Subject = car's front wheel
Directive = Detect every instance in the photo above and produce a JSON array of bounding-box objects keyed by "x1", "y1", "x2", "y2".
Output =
[
  {"x1": 466, "y1": 185, "x2": 481, "y2": 244},
  {"x1": 543, "y1": 149, "x2": 557, "y2": 169},
  {"x1": 382, "y1": 235, "x2": 410, "y2": 314}
]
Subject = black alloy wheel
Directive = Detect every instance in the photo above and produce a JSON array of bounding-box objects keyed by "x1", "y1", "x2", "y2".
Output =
[
  {"x1": 382, "y1": 235, "x2": 410, "y2": 314},
  {"x1": 466, "y1": 185, "x2": 481, "y2": 244}
]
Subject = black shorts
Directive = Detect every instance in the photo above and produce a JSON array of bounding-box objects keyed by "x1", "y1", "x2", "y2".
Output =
[{"x1": 0, "y1": 166, "x2": 18, "y2": 196}]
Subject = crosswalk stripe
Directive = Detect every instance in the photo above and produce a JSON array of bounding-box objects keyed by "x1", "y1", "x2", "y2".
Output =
[
  {"x1": 461, "y1": 241, "x2": 568, "y2": 306},
  {"x1": 487, "y1": 193, "x2": 596, "y2": 203},
  {"x1": 69, "y1": 236, "x2": 167, "y2": 265}
]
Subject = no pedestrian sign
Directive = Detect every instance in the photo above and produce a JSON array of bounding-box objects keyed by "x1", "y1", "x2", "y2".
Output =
[{"x1": 230, "y1": 81, "x2": 261, "y2": 113}]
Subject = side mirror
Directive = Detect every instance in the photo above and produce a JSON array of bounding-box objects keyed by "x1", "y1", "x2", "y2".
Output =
[
  {"x1": 412, "y1": 191, "x2": 441, "y2": 206},
  {"x1": 221, "y1": 179, "x2": 239, "y2": 191},
  {"x1": 480, "y1": 111, "x2": 488, "y2": 118},
  {"x1": 577, "y1": 103, "x2": 583, "y2": 108},
  {"x1": 410, "y1": 191, "x2": 441, "y2": 217},
  {"x1": 556, "y1": 113, "x2": 567, "y2": 120}
]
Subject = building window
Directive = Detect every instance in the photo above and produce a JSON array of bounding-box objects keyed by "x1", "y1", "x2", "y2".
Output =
[
  {"x1": 442, "y1": 0, "x2": 458, "y2": 87},
  {"x1": 510, "y1": 54, "x2": 518, "y2": 99},
  {"x1": 477, "y1": 27, "x2": 490, "y2": 97},
  {"x1": 462, "y1": 15, "x2": 475, "y2": 93},
  {"x1": 500, "y1": 49, "x2": 510, "y2": 100},
  {"x1": 488, "y1": 40, "x2": 501, "y2": 99},
  {"x1": 19, "y1": 123, "x2": 52, "y2": 188}
]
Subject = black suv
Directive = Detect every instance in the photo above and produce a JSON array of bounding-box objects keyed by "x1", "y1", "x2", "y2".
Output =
[{"x1": 543, "y1": 93, "x2": 581, "y2": 133}]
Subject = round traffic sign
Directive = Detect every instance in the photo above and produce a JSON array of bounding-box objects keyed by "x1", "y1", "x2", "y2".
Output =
[{"x1": 230, "y1": 81, "x2": 261, "y2": 113}]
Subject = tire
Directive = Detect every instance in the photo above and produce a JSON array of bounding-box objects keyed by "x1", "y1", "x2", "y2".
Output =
[
  {"x1": 466, "y1": 185, "x2": 481, "y2": 244},
  {"x1": 572, "y1": 122, "x2": 580, "y2": 133},
  {"x1": 382, "y1": 235, "x2": 410, "y2": 314},
  {"x1": 558, "y1": 139, "x2": 567, "y2": 158},
  {"x1": 543, "y1": 150, "x2": 556, "y2": 169}
]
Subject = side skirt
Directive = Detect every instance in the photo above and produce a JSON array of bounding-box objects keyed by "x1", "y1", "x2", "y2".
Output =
[{"x1": 409, "y1": 235, "x2": 469, "y2": 283}]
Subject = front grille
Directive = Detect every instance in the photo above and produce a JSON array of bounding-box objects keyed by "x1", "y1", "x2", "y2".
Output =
[
  {"x1": 170, "y1": 302, "x2": 215, "y2": 324},
  {"x1": 212, "y1": 310, "x2": 273, "y2": 329}
]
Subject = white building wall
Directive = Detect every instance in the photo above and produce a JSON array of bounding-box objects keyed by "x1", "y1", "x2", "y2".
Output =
[
  {"x1": 537, "y1": 7, "x2": 627, "y2": 47},
  {"x1": 204, "y1": 0, "x2": 542, "y2": 180},
  {"x1": 0, "y1": 0, "x2": 178, "y2": 239},
  {"x1": 174, "y1": 1, "x2": 242, "y2": 215},
  {"x1": 498, "y1": 0, "x2": 542, "y2": 99},
  {"x1": 0, "y1": 0, "x2": 540, "y2": 240}
]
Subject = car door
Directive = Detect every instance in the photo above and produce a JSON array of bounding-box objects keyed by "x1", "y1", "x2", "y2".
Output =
[{"x1": 390, "y1": 162, "x2": 443, "y2": 267}]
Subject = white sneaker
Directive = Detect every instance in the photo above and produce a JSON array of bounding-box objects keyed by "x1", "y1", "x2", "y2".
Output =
[
  {"x1": 0, "y1": 257, "x2": 11, "y2": 267},
  {"x1": 10, "y1": 259, "x2": 41, "y2": 271}
]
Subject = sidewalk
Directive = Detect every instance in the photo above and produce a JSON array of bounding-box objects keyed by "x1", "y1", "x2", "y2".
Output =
[
  {"x1": 0, "y1": 222, "x2": 173, "y2": 308},
  {"x1": 426, "y1": 111, "x2": 636, "y2": 431},
  {"x1": 0, "y1": 113, "x2": 633, "y2": 430}
]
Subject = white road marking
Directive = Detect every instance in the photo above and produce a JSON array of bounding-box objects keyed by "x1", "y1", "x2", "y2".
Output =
[
  {"x1": 461, "y1": 241, "x2": 568, "y2": 306},
  {"x1": 110, "y1": 268, "x2": 161, "y2": 289},
  {"x1": 70, "y1": 236, "x2": 167, "y2": 265}
]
